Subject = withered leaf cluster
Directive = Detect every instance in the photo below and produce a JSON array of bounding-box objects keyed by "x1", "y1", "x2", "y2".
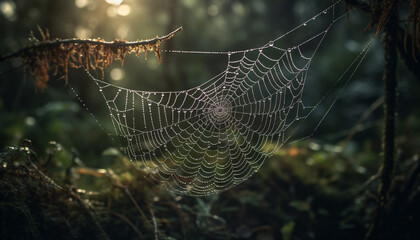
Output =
[{"x1": 1, "y1": 27, "x2": 182, "y2": 90}]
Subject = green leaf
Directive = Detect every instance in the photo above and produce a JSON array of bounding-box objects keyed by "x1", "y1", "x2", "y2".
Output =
[{"x1": 281, "y1": 221, "x2": 295, "y2": 240}]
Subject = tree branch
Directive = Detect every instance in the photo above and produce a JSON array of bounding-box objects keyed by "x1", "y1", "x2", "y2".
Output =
[
  {"x1": 0, "y1": 27, "x2": 183, "y2": 62},
  {"x1": 0, "y1": 27, "x2": 182, "y2": 90},
  {"x1": 366, "y1": 1, "x2": 398, "y2": 238},
  {"x1": 108, "y1": 211, "x2": 146, "y2": 240}
]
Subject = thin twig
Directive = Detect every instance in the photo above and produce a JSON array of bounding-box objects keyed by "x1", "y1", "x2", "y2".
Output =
[
  {"x1": 108, "y1": 211, "x2": 146, "y2": 240},
  {"x1": 75, "y1": 167, "x2": 153, "y2": 230},
  {"x1": 343, "y1": 0, "x2": 372, "y2": 14},
  {"x1": 340, "y1": 96, "x2": 384, "y2": 149},
  {"x1": 119, "y1": 186, "x2": 153, "y2": 230},
  {"x1": 149, "y1": 208, "x2": 159, "y2": 240},
  {"x1": 19, "y1": 144, "x2": 109, "y2": 240},
  {"x1": 400, "y1": 155, "x2": 420, "y2": 201},
  {"x1": 396, "y1": 26, "x2": 420, "y2": 80},
  {"x1": 163, "y1": 201, "x2": 188, "y2": 239}
]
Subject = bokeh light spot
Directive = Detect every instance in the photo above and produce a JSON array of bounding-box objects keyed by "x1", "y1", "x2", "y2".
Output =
[
  {"x1": 107, "y1": 6, "x2": 117, "y2": 17},
  {"x1": 105, "y1": 0, "x2": 123, "y2": 6},
  {"x1": 181, "y1": 0, "x2": 195, "y2": 8},
  {"x1": 117, "y1": 4, "x2": 131, "y2": 16},
  {"x1": 147, "y1": 58, "x2": 159, "y2": 70},
  {"x1": 28, "y1": 8, "x2": 39, "y2": 19},
  {"x1": 75, "y1": 26, "x2": 92, "y2": 38},
  {"x1": 232, "y1": 2, "x2": 246, "y2": 15},
  {"x1": 75, "y1": 0, "x2": 89, "y2": 8},
  {"x1": 110, "y1": 68, "x2": 125, "y2": 81},
  {"x1": 24, "y1": 116, "x2": 36, "y2": 126},
  {"x1": 0, "y1": 1, "x2": 16, "y2": 21},
  {"x1": 207, "y1": 5, "x2": 218, "y2": 16},
  {"x1": 116, "y1": 25, "x2": 130, "y2": 38}
]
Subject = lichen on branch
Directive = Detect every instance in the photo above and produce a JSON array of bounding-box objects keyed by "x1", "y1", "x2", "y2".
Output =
[{"x1": 0, "y1": 27, "x2": 183, "y2": 90}]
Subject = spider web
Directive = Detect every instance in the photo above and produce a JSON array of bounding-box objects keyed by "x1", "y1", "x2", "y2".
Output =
[{"x1": 86, "y1": 1, "x2": 359, "y2": 196}]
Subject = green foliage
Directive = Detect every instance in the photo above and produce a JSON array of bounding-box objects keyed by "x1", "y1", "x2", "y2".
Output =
[{"x1": 0, "y1": 138, "x2": 380, "y2": 239}]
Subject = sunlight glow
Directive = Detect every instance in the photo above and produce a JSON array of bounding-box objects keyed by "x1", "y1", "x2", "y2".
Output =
[
  {"x1": 105, "y1": 0, "x2": 123, "y2": 6},
  {"x1": 107, "y1": 4, "x2": 131, "y2": 17},
  {"x1": 24, "y1": 116, "x2": 36, "y2": 126},
  {"x1": 75, "y1": 26, "x2": 92, "y2": 38},
  {"x1": 110, "y1": 68, "x2": 125, "y2": 81},
  {"x1": 116, "y1": 25, "x2": 130, "y2": 38},
  {"x1": 146, "y1": 58, "x2": 159, "y2": 70},
  {"x1": 75, "y1": 0, "x2": 89, "y2": 8},
  {"x1": 0, "y1": 1, "x2": 16, "y2": 21},
  {"x1": 117, "y1": 4, "x2": 131, "y2": 16},
  {"x1": 107, "y1": 7, "x2": 117, "y2": 17}
]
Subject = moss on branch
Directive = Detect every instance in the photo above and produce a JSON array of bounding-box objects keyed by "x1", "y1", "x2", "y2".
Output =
[{"x1": 0, "y1": 27, "x2": 183, "y2": 90}]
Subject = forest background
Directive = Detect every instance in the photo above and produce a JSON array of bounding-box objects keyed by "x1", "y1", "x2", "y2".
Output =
[{"x1": 1, "y1": 0, "x2": 420, "y2": 239}]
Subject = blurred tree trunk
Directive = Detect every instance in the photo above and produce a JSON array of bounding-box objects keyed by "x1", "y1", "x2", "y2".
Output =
[
  {"x1": 365, "y1": 1, "x2": 398, "y2": 239},
  {"x1": 344, "y1": 0, "x2": 420, "y2": 239}
]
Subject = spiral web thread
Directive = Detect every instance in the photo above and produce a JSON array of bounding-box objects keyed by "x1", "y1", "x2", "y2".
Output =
[{"x1": 89, "y1": 2, "x2": 344, "y2": 196}]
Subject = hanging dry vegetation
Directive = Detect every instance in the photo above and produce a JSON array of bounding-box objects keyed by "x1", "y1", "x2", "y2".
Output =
[
  {"x1": 344, "y1": 0, "x2": 420, "y2": 79},
  {"x1": 406, "y1": 0, "x2": 420, "y2": 59},
  {"x1": 0, "y1": 27, "x2": 183, "y2": 90}
]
